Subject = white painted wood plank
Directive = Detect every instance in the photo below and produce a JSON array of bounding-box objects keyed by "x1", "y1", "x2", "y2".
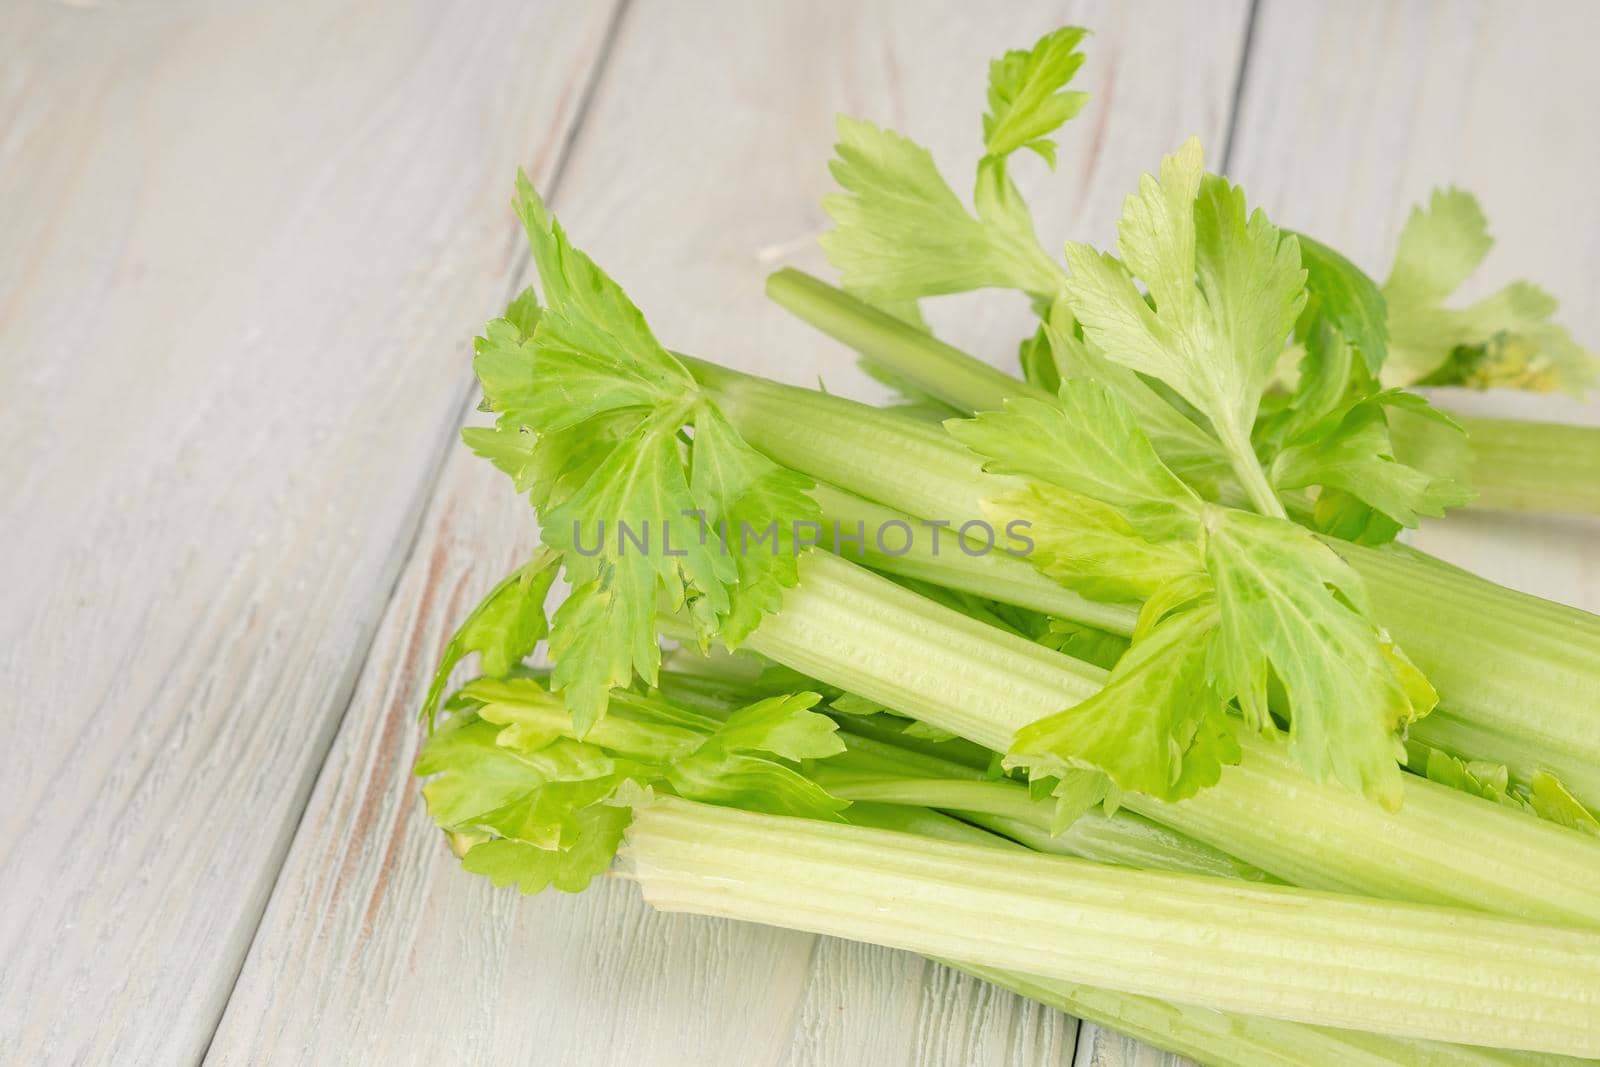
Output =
[
  {"x1": 208, "y1": 2, "x2": 1248, "y2": 1064},
  {"x1": 1228, "y1": 0, "x2": 1600, "y2": 610},
  {"x1": 0, "y1": 2, "x2": 619, "y2": 1063}
]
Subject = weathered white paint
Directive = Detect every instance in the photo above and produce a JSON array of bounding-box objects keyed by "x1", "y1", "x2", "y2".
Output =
[{"x1": 0, "y1": 1, "x2": 620, "y2": 1062}]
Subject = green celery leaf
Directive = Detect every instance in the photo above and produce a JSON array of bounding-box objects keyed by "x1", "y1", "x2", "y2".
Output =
[
  {"x1": 707, "y1": 692, "x2": 848, "y2": 762},
  {"x1": 1291, "y1": 233, "x2": 1388, "y2": 374},
  {"x1": 1252, "y1": 326, "x2": 1358, "y2": 457},
  {"x1": 1037, "y1": 618, "x2": 1130, "y2": 671},
  {"x1": 540, "y1": 406, "x2": 734, "y2": 733},
  {"x1": 666, "y1": 693, "x2": 849, "y2": 820},
  {"x1": 469, "y1": 180, "x2": 819, "y2": 731},
  {"x1": 503, "y1": 285, "x2": 542, "y2": 336},
  {"x1": 419, "y1": 682, "x2": 851, "y2": 895},
  {"x1": 954, "y1": 376, "x2": 1427, "y2": 804},
  {"x1": 1529, "y1": 772, "x2": 1600, "y2": 837},
  {"x1": 416, "y1": 715, "x2": 628, "y2": 840},
  {"x1": 1385, "y1": 187, "x2": 1494, "y2": 307},
  {"x1": 688, "y1": 405, "x2": 820, "y2": 644},
  {"x1": 1253, "y1": 325, "x2": 1471, "y2": 540},
  {"x1": 1383, "y1": 188, "x2": 1597, "y2": 394},
  {"x1": 1045, "y1": 770, "x2": 1117, "y2": 832},
  {"x1": 948, "y1": 381, "x2": 1203, "y2": 541},
  {"x1": 1042, "y1": 302, "x2": 1236, "y2": 501},
  {"x1": 819, "y1": 27, "x2": 1092, "y2": 306},
  {"x1": 981, "y1": 26, "x2": 1090, "y2": 165},
  {"x1": 459, "y1": 805, "x2": 631, "y2": 894},
  {"x1": 1271, "y1": 391, "x2": 1474, "y2": 530},
  {"x1": 1017, "y1": 322, "x2": 1060, "y2": 394},
  {"x1": 1418, "y1": 745, "x2": 1526, "y2": 810},
  {"x1": 1061, "y1": 141, "x2": 1307, "y2": 482},
  {"x1": 1310, "y1": 488, "x2": 1404, "y2": 546},
  {"x1": 820, "y1": 117, "x2": 1064, "y2": 303},
  {"x1": 511, "y1": 174, "x2": 696, "y2": 429},
  {"x1": 1413, "y1": 744, "x2": 1599, "y2": 837},
  {"x1": 467, "y1": 676, "x2": 708, "y2": 761},
  {"x1": 1014, "y1": 605, "x2": 1239, "y2": 801},
  {"x1": 420, "y1": 550, "x2": 560, "y2": 724},
  {"x1": 953, "y1": 381, "x2": 1210, "y2": 613},
  {"x1": 979, "y1": 482, "x2": 1204, "y2": 605},
  {"x1": 1204, "y1": 508, "x2": 1432, "y2": 808}
]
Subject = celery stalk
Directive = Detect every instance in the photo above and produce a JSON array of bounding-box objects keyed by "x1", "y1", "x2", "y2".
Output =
[
  {"x1": 769, "y1": 268, "x2": 1600, "y2": 517},
  {"x1": 1334, "y1": 542, "x2": 1600, "y2": 807},
  {"x1": 766, "y1": 267, "x2": 1050, "y2": 413},
  {"x1": 743, "y1": 551, "x2": 1600, "y2": 926},
  {"x1": 837, "y1": 806, "x2": 1554, "y2": 1067},
  {"x1": 1400, "y1": 413, "x2": 1600, "y2": 515},
  {"x1": 700, "y1": 360, "x2": 1600, "y2": 808},
  {"x1": 624, "y1": 798, "x2": 1600, "y2": 1056},
  {"x1": 809, "y1": 481, "x2": 1138, "y2": 634},
  {"x1": 951, "y1": 963, "x2": 1574, "y2": 1067}
]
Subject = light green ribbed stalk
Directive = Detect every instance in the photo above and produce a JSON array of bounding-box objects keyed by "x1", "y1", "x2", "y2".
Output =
[
  {"x1": 1397, "y1": 413, "x2": 1600, "y2": 514},
  {"x1": 699, "y1": 358, "x2": 1600, "y2": 808},
  {"x1": 828, "y1": 807, "x2": 1548, "y2": 1066},
  {"x1": 765, "y1": 267, "x2": 1054, "y2": 412},
  {"x1": 744, "y1": 552, "x2": 1600, "y2": 927},
  {"x1": 1334, "y1": 542, "x2": 1600, "y2": 807},
  {"x1": 951, "y1": 963, "x2": 1575, "y2": 1067},
  {"x1": 624, "y1": 799, "x2": 1600, "y2": 1056}
]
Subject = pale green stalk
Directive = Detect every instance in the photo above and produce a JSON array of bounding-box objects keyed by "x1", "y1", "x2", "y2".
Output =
[
  {"x1": 836, "y1": 806, "x2": 1558, "y2": 1067},
  {"x1": 742, "y1": 550, "x2": 1600, "y2": 927},
  {"x1": 769, "y1": 267, "x2": 1600, "y2": 515},
  {"x1": 624, "y1": 798, "x2": 1600, "y2": 1056},
  {"x1": 1397, "y1": 413, "x2": 1600, "y2": 514},
  {"x1": 695, "y1": 354, "x2": 1600, "y2": 809},
  {"x1": 952, "y1": 963, "x2": 1579, "y2": 1067}
]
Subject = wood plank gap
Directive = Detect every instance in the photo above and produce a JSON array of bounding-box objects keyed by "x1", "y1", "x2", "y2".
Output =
[{"x1": 1219, "y1": 0, "x2": 1261, "y2": 177}]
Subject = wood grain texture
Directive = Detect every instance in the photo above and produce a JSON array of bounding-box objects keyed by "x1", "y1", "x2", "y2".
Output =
[
  {"x1": 208, "y1": 2, "x2": 1248, "y2": 1064},
  {"x1": 1227, "y1": 0, "x2": 1600, "y2": 610},
  {"x1": 0, "y1": 2, "x2": 619, "y2": 1063}
]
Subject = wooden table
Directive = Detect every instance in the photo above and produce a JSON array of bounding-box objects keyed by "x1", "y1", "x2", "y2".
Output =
[{"x1": 5, "y1": 2, "x2": 1597, "y2": 1063}]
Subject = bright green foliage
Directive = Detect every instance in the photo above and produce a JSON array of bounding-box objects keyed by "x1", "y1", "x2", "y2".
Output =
[
  {"x1": 1061, "y1": 141, "x2": 1306, "y2": 507},
  {"x1": 1204, "y1": 508, "x2": 1428, "y2": 807},
  {"x1": 1251, "y1": 313, "x2": 1472, "y2": 541},
  {"x1": 954, "y1": 381, "x2": 1433, "y2": 805},
  {"x1": 419, "y1": 549, "x2": 560, "y2": 724},
  {"x1": 1041, "y1": 302, "x2": 1237, "y2": 502},
  {"x1": 1530, "y1": 772, "x2": 1600, "y2": 837},
  {"x1": 663, "y1": 693, "x2": 848, "y2": 818},
  {"x1": 460, "y1": 808, "x2": 632, "y2": 894},
  {"x1": 948, "y1": 389, "x2": 1201, "y2": 539},
  {"x1": 1415, "y1": 744, "x2": 1599, "y2": 837},
  {"x1": 417, "y1": 678, "x2": 849, "y2": 893},
  {"x1": 1014, "y1": 606, "x2": 1237, "y2": 799},
  {"x1": 1292, "y1": 233, "x2": 1389, "y2": 375},
  {"x1": 686, "y1": 406, "x2": 817, "y2": 644},
  {"x1": 1270, "y1": 390, "x2": 1474, "y2": 529},
  {"x1": 461, "y1": 175, "x2": 819, "y2": 733},
  {"x1": 1383, "y1": 188, "x2": 1597, "y2": 394},
  {"x1": 982, "y1": 27, "x2": 1090, "y2": 164},
  {"x1": 821, "y1": 117, "x2": 1065, "y2": 304},
  {"x1": 820, "y1": 27, "x2": 1089, "y2": 306},
  {"x1": 980, "y1": 480, "x2": 1204, "y2": 606},
  {"x1": 1051, "y1": 140, "x2": 1470, "y2": 535}
]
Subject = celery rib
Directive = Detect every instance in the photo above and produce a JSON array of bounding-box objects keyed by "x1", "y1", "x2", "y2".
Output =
[
  {"x1": 703, "y1": 361, "x2": 1600, "y2": 809},
  {"x1": 745, "y1": 551, "x2": 1600, "y2": 927},
  {"x1": 624, "y1": 799, "x2": 1600, "y2": 1056}
]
